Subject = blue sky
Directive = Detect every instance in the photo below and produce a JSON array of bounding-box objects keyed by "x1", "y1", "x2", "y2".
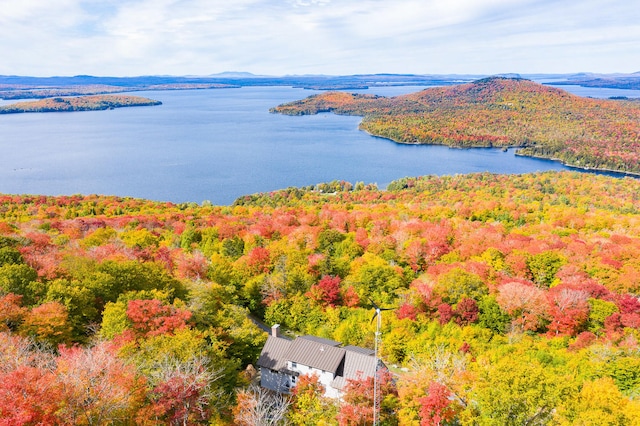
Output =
[{"x1": 1, "y1": 0, "x2": 639, "y2": 77}]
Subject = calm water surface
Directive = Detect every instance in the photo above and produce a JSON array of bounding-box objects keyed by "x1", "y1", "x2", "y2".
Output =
[{"x1": 0, "y1": 84, "x2": 633, "y2": 205}]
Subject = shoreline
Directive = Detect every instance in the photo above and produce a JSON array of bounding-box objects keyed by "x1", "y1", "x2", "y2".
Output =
[
  {"x1": 359, "y1": 124, "x2": 640, "y2": 178},
  {"x1": 514, "y1": 151, "x2": 640, "y2": 178},
  {"x1": 0, "y1": 95, "x2": 162, "y2": 114}
]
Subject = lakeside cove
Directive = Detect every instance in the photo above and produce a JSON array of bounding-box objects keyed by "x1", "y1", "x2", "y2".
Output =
[{"x1": 1, "y1": 83, "x2": 638, "y2": 204}]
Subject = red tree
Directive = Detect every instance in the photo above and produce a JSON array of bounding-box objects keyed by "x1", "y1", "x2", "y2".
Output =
[
  {"x1": 0, "y1": 366, "x2": 60, "y2": 425},
  {"x1": 174, "y1": 251, "x2": 209, "y2": 281},
  {"x1": 454, "y1": 297, "x2": 479, "y2": 326},
  {"x1": 546, "y1": 287, "x2": 590, "y2": 336},
  {"x1": 341, "y1": 286, "x2": 360, "y2": 308},
  {"x1": 0, "y1": 293, "x2": 26, "y2": 331},
  {"x1": 126, "y1": 299, "x2": 192, "y2": 337},
  {"x1": 309, "y1": 275, "x2": 342, "y2": 307},
  {"x1": 396, "y1": 302, "x2": 418, "y2": 321},
  {"x1": 337, "y1": 369, "x2": 397, "y2": 426},
  {"x1": 437, "y1": 303, "x2": 454, "y2": 325},
  {"x1": 245, "y1": 246, "x2": 271, "y2": 274},
  {"x1": 418, "y1": 381, "x2": 458, "y2": 426}
]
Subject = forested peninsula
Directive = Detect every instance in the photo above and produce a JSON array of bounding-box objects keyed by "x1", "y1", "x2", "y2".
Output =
[
  {"x1": 0, "y1": 94, "x2": 161, "y2": 114},
  {"x1": 1, "y1": 171, "x2": 640, "y2": 424},
  {"x1": 272, "y1": 77, "x2": 640, "y2": 175}
]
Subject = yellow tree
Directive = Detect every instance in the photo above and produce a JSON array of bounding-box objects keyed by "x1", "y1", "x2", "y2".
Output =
[{"x1": 556, "y1": 377, "x2": 640, "y2": 425}]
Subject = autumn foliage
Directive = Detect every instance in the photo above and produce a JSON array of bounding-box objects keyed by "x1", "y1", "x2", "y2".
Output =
[
  {"x1": 273, "y1": 77, "x2": 640, "y2": 174},
  {"x1": 1, "y1": 170, "x2": 640, "y2": 423}
]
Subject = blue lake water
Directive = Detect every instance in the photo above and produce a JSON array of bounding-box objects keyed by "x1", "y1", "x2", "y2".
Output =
[{"x1": 0, "y1": 84, "x2": 636, "y2": 205}]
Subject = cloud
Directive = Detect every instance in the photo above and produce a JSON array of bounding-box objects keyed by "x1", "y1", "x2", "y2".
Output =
[{"x1": 0, "y1": 0, "x2": 639, "y2": 76}]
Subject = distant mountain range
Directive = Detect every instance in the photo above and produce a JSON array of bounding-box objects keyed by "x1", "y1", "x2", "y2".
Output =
[{"x1": 1, "y1": 72, "x2": 639, "y2": 93}]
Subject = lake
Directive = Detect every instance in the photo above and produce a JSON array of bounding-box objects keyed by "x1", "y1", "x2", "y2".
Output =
[{"x1": 0, "y1": 84, "x2": 637, "y2": 205}]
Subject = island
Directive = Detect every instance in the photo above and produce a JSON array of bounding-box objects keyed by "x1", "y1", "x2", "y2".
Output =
[
  {"x1": 0, "y1": 94, "x2": 162, "y2": 114},
  {"x1": 0, "y1": 83, "x2": 238, "y2": 100},
  {"x1": 271, "y1": 77, "x2": 640, "y2": 175}
]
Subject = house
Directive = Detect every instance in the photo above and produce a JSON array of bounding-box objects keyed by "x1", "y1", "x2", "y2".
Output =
[{"x1": 257, "y1": 324, "x2": 383, "y2": 399}]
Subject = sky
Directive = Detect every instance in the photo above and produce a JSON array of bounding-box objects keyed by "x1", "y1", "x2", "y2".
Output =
[{"x1": 1, "y1": 0, "x2": 639, "y2": 77}]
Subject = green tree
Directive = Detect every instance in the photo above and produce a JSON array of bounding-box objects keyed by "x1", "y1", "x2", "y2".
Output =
[
  {"x1": 607, "y1": 356, "x2": 640, "y2": 396},
  {"x1": 222, "y1": 236, "x2": 245, "y2": 260},
  {"x1": 587, "y1": 298, "x2": 618, "y2": 334},
  {"x1": 527, "y1": 251, "x2": 566, "y2": 288},
  {"x1": 264, "y1": 294, "x2": 325, "y2": 335},
  {"x1": 180, "y1": 226, "x2": 202, "y2": 252},
  {"x1": 89, "y1": 260, "x2": 186, "y2": 304},
  {"x1": 317, "y1": 229, "x2": 346, "y2": 255},
  {"x1": 478, "y1": 295, "x2": 510, "y2": 334},
  {"x1": 45, "y1": 279, "x2": 99, "y2": 342},
  {"x1": 0, "y1": 246, "x2": 24, "y2": 266},
  {"x1": 348, "y1": 253, "x2": 406, "y2": 304},
  {"x1": 434, "y1": 267, "x2": 487, "y2": 305},
  {"x1": 0, "y1": 263, "x2": 41, "y2": 306}
]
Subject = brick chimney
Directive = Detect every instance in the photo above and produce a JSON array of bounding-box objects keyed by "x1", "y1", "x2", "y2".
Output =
[{"x1": 271, "y1": 324, "x2": 281, "y2": 337}]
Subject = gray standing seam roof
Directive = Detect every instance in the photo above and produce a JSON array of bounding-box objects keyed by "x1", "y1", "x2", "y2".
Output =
[
  {"x1": 342, "y1": 349, "x2": 377, "y2": 380},
  {"x1": 299, "y1": 335, "x2": 342, "y2": 347},
  {"x1": 343, "y1": 345, "x2": 376, "y2": 356},
  {"x1": 256, "y1": 336, "x2": 291, "y2": 371},
  {"x1": 331, "y1": 349, "x2": 378, "y2": 391},
  {"x1": 286, "y1": 338, "x2": 346, "y2": 374},
  {"x1": 257, "y1": 331, "x2": 382, "y2": 393}
]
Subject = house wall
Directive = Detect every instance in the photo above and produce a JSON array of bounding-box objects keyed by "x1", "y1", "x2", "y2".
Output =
[
  {"x1": 325, "y1": 382, "x2": 342, "y2": 399},
  {"x1": 260, "y1": 367, "x2": 290, "y2": 393},
  {"x1": 287, "y1": 361, "x2": 338, "y2": 398}
]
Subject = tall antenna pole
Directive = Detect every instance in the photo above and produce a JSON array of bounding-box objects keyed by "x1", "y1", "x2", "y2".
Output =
[{"x1": 373, "y1": 307, "x2": 381, "y2": 426}]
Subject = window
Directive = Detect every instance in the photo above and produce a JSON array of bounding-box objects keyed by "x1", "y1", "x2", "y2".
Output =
[{"x1": 291, "y1": 362, "x2": 297, "y2": 369}]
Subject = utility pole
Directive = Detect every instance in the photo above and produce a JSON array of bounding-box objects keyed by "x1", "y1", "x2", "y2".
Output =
[{"x1": 372, "y1": 307, "x2": 381, "y2": 426}]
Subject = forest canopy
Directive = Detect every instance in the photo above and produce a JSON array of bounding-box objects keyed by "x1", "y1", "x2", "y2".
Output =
[
  {"x1": 0, "y1": 94, "x2": 161, "y2": 114},
  {"x1": 1, "y1": 171, "x2": 640, "y2": 424},
  {"x1": 272, "y1": 77, "x2": 640, "y2": 175}
]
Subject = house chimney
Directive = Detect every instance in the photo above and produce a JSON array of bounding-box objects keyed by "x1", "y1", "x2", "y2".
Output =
[{"x1": 271, "y1": 324, "x2": 280, "y2": 337}]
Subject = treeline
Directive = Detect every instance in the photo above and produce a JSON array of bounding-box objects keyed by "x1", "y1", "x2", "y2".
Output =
[
  {"x1": 1, "y1": 171, "x2": 640, "y2": 423},
  {"x1": 0, "y1": 95, "x2": 162, "y2": 114},
  {"x1": 232, "y1": 180, "x2": 379, "y2": 207},
  {"x1": 272, "y1": 77, "x2": 640, "y2": 175}
]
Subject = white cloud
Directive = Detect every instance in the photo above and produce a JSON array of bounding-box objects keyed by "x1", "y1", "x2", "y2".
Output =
[{"x1": 0, "y1": 0, "x2": 638, "y2": 76}]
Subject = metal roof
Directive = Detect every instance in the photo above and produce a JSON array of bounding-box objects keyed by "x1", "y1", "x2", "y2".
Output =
[
  {"x1": 331, "y1": 350, "x2": 378, "y2": 391},
  {"x1": 342, "y1": 349, "x2": 377, "y2": 381},
  {"x1": 257, "y1": 329, "x2": 383, "y2": 393},
  {"x1": 343, "y1": 345, "x2": 376, "y2": 356},
  {"x1": 256, "y1": 336, "x2": 291, "y2": 371},
  {"x1": 299, "y1": 335, "x2": 342, "y2": 347},
  {"x1": 286, "y1": 337, "x2": 346, "y2": 374}
]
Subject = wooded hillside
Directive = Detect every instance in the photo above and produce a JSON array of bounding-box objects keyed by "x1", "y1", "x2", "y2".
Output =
[
  {"x1": 0, "y1": 94, "x2": 161, "y2": 113},
  {"x1": 272, "y1": 77, "x2": 640, "y2": 175},
  {"x1": 1, "y1": 171, "x2": 640, "y2": 424}
]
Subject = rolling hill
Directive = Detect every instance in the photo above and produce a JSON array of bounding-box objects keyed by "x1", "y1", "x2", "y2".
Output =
[{"x1": 272, "y1": 77, "x2": 640, "y2": 174}]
